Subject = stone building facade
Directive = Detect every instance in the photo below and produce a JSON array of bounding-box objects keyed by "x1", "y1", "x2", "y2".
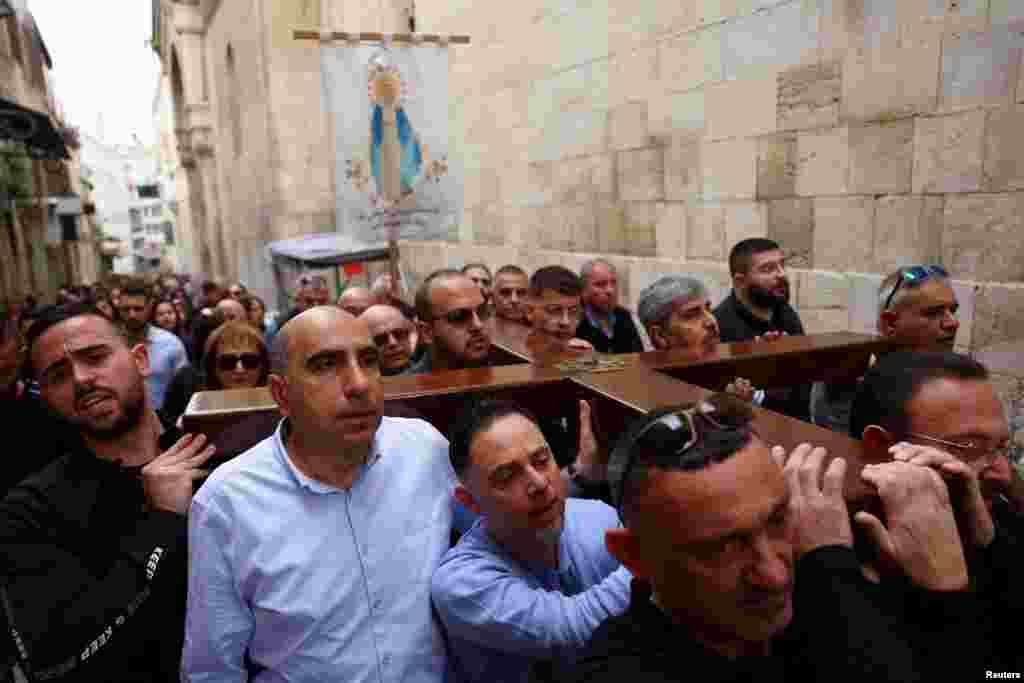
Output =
[{"x1": 155, "y1": 1, "x2": 1024, "y2": 432}]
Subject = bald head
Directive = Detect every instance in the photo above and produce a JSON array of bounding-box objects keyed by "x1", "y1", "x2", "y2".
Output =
[
  {"x1": 216, "y1": 298, "x2": 247, "y2": 323},
  {"x1": 360, "y1": 304, "x2": 416, "y2": 372},
  {"x1": 272, "y1": 306, "x2": 359, "y2": 376},
  {"x1": 338, "y1": 287, "x2": 374, "y2": 316}
]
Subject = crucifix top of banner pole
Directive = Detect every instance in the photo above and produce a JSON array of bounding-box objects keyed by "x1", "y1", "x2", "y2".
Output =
[{"x1": 296, "y1": 28, "x2": 471, "y2": 246}]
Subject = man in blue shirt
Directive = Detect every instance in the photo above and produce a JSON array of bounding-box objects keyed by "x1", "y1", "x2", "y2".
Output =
[
  {"x1": 182, "y1": 306, "x2": 463, "y2": 683},
  {"x1": 117, "y1": 282, "x2": 189, "y2": 411},
  {"x1": 431, "y1": 400, "x2": 630, "y2": 683}
]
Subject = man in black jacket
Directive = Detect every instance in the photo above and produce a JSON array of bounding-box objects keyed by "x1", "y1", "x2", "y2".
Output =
[
  {"x1": 714, "y1": 238, "x2": 810, "y2": 420},
  {"x1": 576, "y1": 394, "x2": 984, "y2": 683},
  {"x1": 0, "y1": 303, "x2": 214, "y2": 682},
  {"x1": 575, "y1": 259, "x2": 644, "y2": 354}
]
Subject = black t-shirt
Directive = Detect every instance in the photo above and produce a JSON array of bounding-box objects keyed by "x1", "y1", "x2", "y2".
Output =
[
  {"x1": 575, "y1": 307, "x2": 645, "y2": 354},
  {"x1": 713, "y1": 291, "x2": 810, "y2": 421}
]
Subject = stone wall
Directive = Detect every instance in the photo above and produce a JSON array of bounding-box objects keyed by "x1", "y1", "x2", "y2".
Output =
[{"x1": 400, "y1": 0, "x2": 1024, "y2": 435}]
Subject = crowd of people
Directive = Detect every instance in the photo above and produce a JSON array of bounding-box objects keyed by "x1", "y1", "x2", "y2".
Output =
[{"x1": 0, "y1": 237, "x2": 1022, "y2": 682}]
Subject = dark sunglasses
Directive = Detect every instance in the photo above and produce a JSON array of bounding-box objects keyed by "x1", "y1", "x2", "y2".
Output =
[
  {"x1": 436, "y1": 302, "x2": 492, "y2": 326},
  {"x1": 217, "y1": 353, "x2": 263, "y2": 371},
  {"x1": 372, "y1": 327, "x2": 412, "y2": 347},
  {"x1": 608, "y1": 393, "x2": 754, "y2": 517},
  {"x1": 882, "y1": 265, "x2": 949, "y2": 311}
]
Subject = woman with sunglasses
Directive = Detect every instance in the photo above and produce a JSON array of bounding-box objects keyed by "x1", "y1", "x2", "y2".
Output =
[{"x1": 203, "y1": 322, "x2": 271, "y2": 391}]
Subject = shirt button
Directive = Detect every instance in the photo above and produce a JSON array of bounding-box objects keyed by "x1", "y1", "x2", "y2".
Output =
[{"x1": 374, "y1": 598, "x2": 383, "y2": 610}]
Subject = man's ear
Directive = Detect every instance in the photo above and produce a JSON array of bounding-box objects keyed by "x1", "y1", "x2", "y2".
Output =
[
  {"x1": 732, "y1": 271, "x2": 746, "y2": 291},
  {"x1": 861, "y1": 425, "x2": 897, "y2": 464},
  {"x1": 605, "y1": 527, "x2": 655, "y2": 579},
  {"x1": 269, "y1": 374, "x2": 290, "y2": 417},
  {"x1": 454, "y1": 485, "x2": 482, "y2": 515},
  {"x1": 647, "y1": 324, "x2": 666, "y2": 351},
  {"x1": 878, "y1": 309, "x2": 898, "y2": 336},
  {"x1": 130, "y1": 343, "x2": 151, "y2": 378},
  {"x1": 418, "y1": 319, "x2": 435, "y2": 345}
]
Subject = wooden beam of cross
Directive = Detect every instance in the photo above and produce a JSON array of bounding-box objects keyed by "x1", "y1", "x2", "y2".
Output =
[{"x1": 184, "y1": 319, "x2": 905, "y2": 504}]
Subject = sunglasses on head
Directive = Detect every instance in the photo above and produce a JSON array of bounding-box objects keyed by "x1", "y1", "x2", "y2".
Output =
[
  {"x1": 217, "y1": 353, "x2": 262, "y2": 371},
  {"x1": 372, "y1": 327, "x2": 411, "y2": 347},
  {"x1": 437, "y1": 302, "x2": 492, "y2": 326},
  {"x1": 883, "y1": 265, "x2": 949, "y2": 311},
  {"x1": 608, "y1": 393, "x2": 755, "y2": 517}
]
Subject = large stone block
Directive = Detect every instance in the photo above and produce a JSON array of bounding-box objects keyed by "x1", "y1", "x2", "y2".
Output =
[
  {"x1": 940, "y1": 27, "x2": 1024, "y2": 112},
  {"x1": 648, "y1": 90, "x2": 706, "y2": 142},
  {"x1": 991, "y1": 0, "x2": 1024, "y2": 27},
  {"x1": 797, "y1": 270, "x2": 850, "y2": 309},
  {"x1": 705, "y1": 75, "x2": 779, "y2": 141},
  {"x1": 983, "y1": 109, "x2": 1024, "y2": 191},
  {"x1": 688, "y1": 202, "x2": 727, "y2": 261},
  {"x1": 723, "y1": 201, "x2": 767, "y2": 252},
  {"x1": 659, "y1": 24, "x2": 724, "y2": 93},
  {"x1": 596, "y1": 201, "x2": 629, "y2": 254},
  {"x1": 944, "y1": 193, "x2": 1024, "y2": 281},
  {"x1": 623, "y1": 202, "x2": 659, "y2": 257},
  {"x1": 777, "y1": 60, "x2": 842, "y2": 131},
  {"x1": 813, "y1": 196, "x2": 876, "y2": 271},
  {"x1": 665, "y1": 139, "x2": 702, "y2": 201},
  {"x1": 608, "y1": 44, "x2": 660, "y2": 108},
  {"x1": 757, "y1": 133, "x2": 798, "y2": 199},
  {"x1": 912, "y1": 110, "x2": 986, "y2": 193},
  {"x1": 703, "y1": 138, "x2": 758, "y2": 201},
  {"x1": 799, "y1": 308, "x2": 851, "y2": 334},
  {"x1": 618, "y1": 148, "x2": 665, "y2": 201},
  {"x1": 554, "y1": 155, "x2": 617, "y2": 204},
  {"x1": 795, "y1": 127, "x2": 850, "y2": 196},
  {"x1": 848, "y1": 120, "x2": 915, "y2": 194},
  {"x1": 972, "y1": 283, "x2": 1024, "y2": 351},
  {"x1": 609, "y1": 101, "x2": 651, "y2": 152},
  {"x1": 872, "y1": 195, "x2": 944, "y2": 274},
  {"x1": 720, "y1": 0, "x2": 821, "y2": 82},
  {"x1": 766, "y1": 198, "x2": 815, "y2": 264},
  {"x1": 847, "y1": 272, "x2": 885, "y2": 334},
  {"x1": 655, "y1": 202, "x2": 689, "y2": 260},
  {"x1": 842, "y1": 22, "x2": 942, "y2": 123}
]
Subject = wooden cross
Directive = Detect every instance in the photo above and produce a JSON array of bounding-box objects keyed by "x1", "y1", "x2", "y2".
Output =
[{"x1": 185, "y1": 319, "x2": 903, "y2": 503}]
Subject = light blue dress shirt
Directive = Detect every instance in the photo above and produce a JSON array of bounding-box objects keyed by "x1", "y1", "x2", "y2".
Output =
[
  {"x1": 182, "y1": 416, "x2": 459, "y2": 683},
  {"x1": 145, "y1": 324, "x2": 188, "y2": 411},
  {"x1": 430, "y1": 498, "x2": 631, "y2": 683}
]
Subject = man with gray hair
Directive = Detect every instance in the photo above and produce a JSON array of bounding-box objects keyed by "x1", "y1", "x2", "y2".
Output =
[
  {"x1": 575, "y1": 259, "x2": 644, "y2": 354},
  {"x1": 638, "y1": 276, "x2": 759, "y2": 402},
  {"x1": 637, "y1": 276, "x2": 720, "y2": 355}
]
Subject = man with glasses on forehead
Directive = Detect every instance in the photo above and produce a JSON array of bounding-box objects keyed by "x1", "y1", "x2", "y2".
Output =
[
  {"x1": 574, "y1": 393, "x2": 984, "y2": 682},
  {"x1": 360, "y1": 304, "x2": 418, "y2": 375},
  {"x1": 812, "y1": 264, "x2": 960, "y2": 434},
  {"x1": 850, "y1": 350, "x2": 1024, "y2": 673},
  {"x1": 409, "y1": 269, "x2": 494, "y2": 374}
]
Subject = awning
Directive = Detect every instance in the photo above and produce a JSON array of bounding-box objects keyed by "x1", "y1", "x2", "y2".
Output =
[{"x1": 0, "y1": 96, "x2": 69, "y2": 160}]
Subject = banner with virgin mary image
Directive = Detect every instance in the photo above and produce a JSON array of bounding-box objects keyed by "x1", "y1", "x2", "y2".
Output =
[{"x1": 320, "y1": 41, "x2": 461, "y2": 243}]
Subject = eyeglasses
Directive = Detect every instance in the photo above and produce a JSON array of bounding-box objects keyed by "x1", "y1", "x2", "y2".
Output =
[
  {"x1": 882, "y1": 265, "x2": 949, "y2": 311},
  {"x1": 217, "y1": 353, "x2": 263, "y2": 371},
  {"x1": 904, "y1": 431, "x2": 1008, "y2": 466},
  {"x1": 372, "y1": 327, "x2": 412, "y2": 347},
  {"x1": 608, "y1": 393, "x2": 755, "y2": 517},
  {"x1": 434, "y1": 302, "x2": 492, "y2": 326}
]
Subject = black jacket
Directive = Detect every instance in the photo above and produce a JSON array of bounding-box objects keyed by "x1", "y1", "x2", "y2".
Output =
[
  {"x1": 714, "y1": 291, "x2": 810, "y2": 421},
  {"x1": 0, "y1": 429, "x2": 188, "y2": 682},
  {"x1": 0, "y1": 387, "x2": 69, "y2": 497},
  {"x1": 574, "y1": 546, "x2": 985, "y2": 683},
  {"x1": 575, "y1": 307, "x2": 644, "y2": 354}
]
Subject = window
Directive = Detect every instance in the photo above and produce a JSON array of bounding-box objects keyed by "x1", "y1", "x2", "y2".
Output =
[
  {"x1": 129, "y1": 208, "x2": 142, "y2": 231},
  {"x1": 136, "y1": 183, "x2": 160, "y2": 199},
  {"x1": 163, "y1": 222, "x2": 175, "y2": 245}
]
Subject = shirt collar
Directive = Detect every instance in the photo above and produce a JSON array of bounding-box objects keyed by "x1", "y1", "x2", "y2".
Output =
[
  {"x1": 584, "y1": 305, "x2": 617, "y2": 331},
  {"x1": 272, "y1": 417, "x2": 383, "y2": 495}
]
